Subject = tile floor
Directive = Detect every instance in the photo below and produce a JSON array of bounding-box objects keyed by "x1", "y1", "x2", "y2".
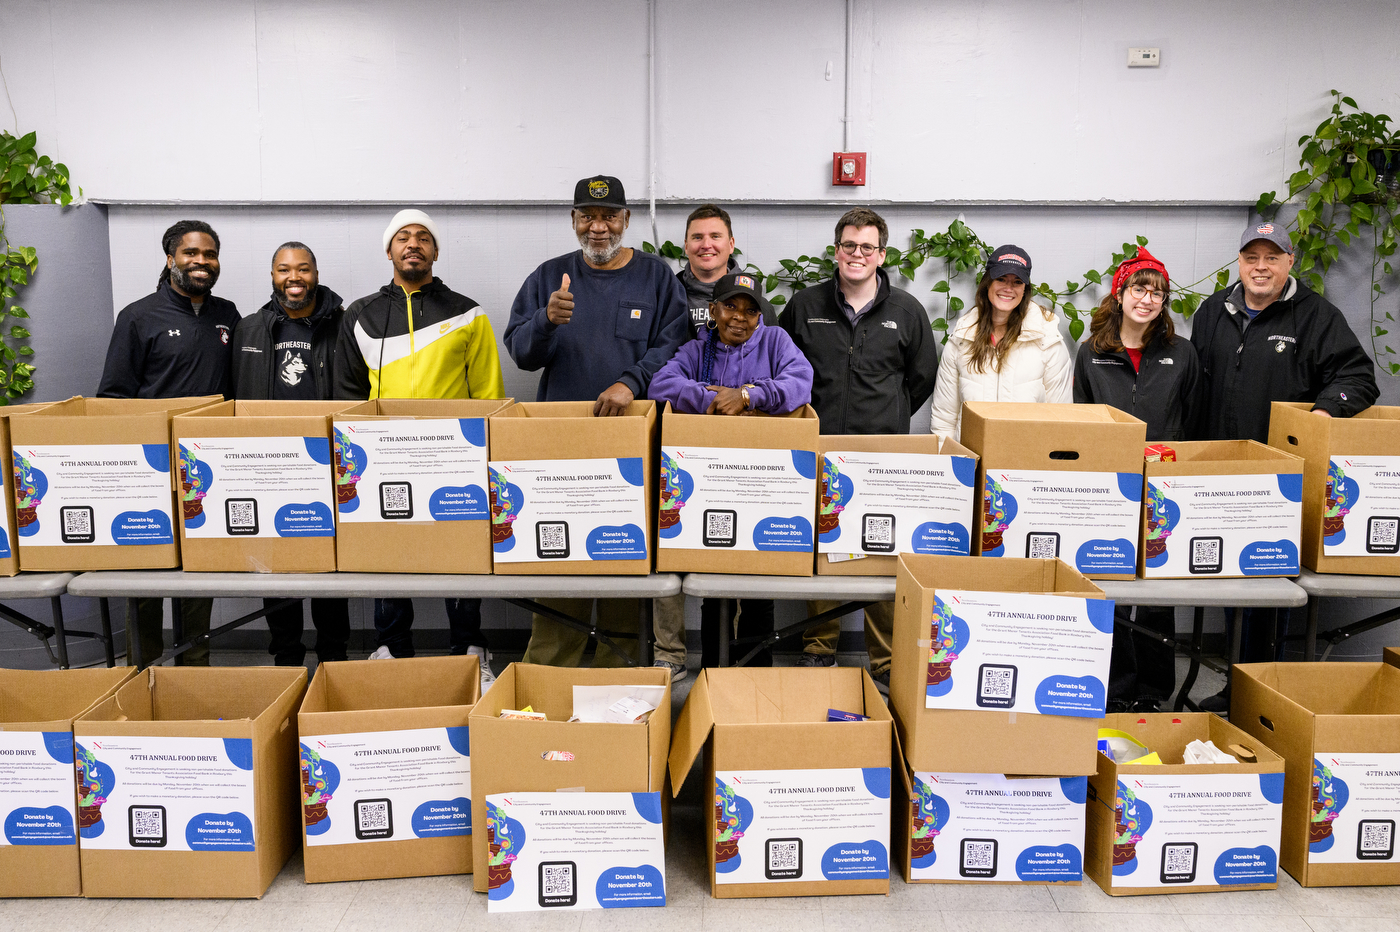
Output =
[{"x1": 3, "y1": 650, "x2": 1397, "y2": 930}]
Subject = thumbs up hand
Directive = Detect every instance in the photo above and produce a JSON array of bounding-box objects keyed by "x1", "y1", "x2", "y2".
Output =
[{"x1": 547, "y1": 273, "x2": 574, "y2": 325}]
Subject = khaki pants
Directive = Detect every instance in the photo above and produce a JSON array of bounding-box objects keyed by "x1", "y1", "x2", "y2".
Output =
[
  {"x1": 803, "y1": 600, "x2": 894, "y2": 676},
  {"x1": 652, "y1": 593, "x2": 687, "y2": 665},
  {"x1": 127, "y1": 597, "x2": 213, "y2": 666},
  {"x1": 522, "y1": 598, "x2": 639, "y2": 667}
]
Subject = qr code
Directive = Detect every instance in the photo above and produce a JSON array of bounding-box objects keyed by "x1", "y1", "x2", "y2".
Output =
[
  {"x1": 379, "y1": 481, "x2": 412, "y2": 519},
  {"x1": 1358, "y1": 820, "x2": 1395, "y2": 859},
  {"x1": 537, "y1": 861, "x2": 578, "y2": 907},
  {"x1": 63, "y1": 507, "x2": 91, "y2": 537},
  {"x1": 354, "y1": 798, "x2": 393, "y2": 840},
  {"x1": 1026, "y1": 532, "x2": 1059, "y2": 559},
  {"x1": 977, "y1": 664, "x2": 1017, "y2": 708},
  {"x1": 127, "y1": 804, "x2": 167, "y2": 847},
  {"x1": 535, "y1": 521, "x2": 569, "y2": 559},
  {"x1": 959, "y1": 838, "x2": 998, "y2": 877},
  {"x1": 765, "y1": 837, "x2": 803, "y2": 879},
  {"x1": 1161, "y1": 842, "x2": 1198, "y2": 881},
  {"x1": 1367, "y1": 517, "x2": 1400, "y2": 554},
  {"x1": 862, "y1": 513, "x2": 895, "y2": 553},
  {"x1": 703, "y1": 509, "x2": 737, "y2": 548},
  {"x1": 226, "y1": 498, "x2": 259, "y2": 535},
  {"x1": 1191, "y1": 537, "x2": 1222, "y2": 573}
]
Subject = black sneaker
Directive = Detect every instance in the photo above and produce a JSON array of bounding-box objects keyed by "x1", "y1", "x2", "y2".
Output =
[
  {"x1": 1130, "y1": 698, "x2": 1162, "y2": 714},
  {"x1": 1197, "y1": 689, "x2": 1229, "y2": 715},
  {"x1": 796, "y1": 652, "x2": 836, "y2": 668}
]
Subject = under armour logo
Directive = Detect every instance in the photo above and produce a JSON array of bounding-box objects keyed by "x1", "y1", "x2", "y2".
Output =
[{"x1": 167, "y1": 329, "x2": 181, "y2": 336}]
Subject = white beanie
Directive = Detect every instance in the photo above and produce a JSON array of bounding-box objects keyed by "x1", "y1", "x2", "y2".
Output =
[{"x1": 383, "y1": 209, "x2": 442, "y2": 254}]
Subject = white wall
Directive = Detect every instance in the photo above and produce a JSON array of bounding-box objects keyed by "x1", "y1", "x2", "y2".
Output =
[{"x1": 3, "y1": 1, "x2": 1398, "y2": 203}]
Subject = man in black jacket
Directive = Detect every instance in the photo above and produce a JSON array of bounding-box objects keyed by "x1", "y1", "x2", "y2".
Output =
[
  {"x1": 98, "y1": 219, "x2": 239, "y2": 665},
  {"x1": 231, "y1": 242, "x2": 350, "y2": 667},
  {"x1": 778, "y1": 207, "x2": 940, "y2": 689},
  {"x1": 1191, "y1": 221, "x2": 1379, "y2": 708}
]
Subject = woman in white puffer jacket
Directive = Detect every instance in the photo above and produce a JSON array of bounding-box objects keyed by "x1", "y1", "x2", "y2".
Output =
[{"x1": 929, "y1": 244, "x2": 1073, "y2": 439}]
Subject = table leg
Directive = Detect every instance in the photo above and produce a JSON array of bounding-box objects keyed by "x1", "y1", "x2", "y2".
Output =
[
  {"x1": 50, "y1": 596, "x2": 70, "y2": 670},
  {"x1": 1174, "y1": 607, "x2": 1205, "y2": 713},
  {"x1": 128, "y1": 597, "x2": 144, "y2": 670},
  {"x1": 717, "y1": 600, "x2": 731, "y2": 668},
  {"x1": 99, "y1": 598, "x2": 116, "y2": 668},
  {"x1": 1304, "y1": 596, "x2": 1319, "y2": 662},
  {"x1": 171, "y1": 598, "x2": 185, "y2": 666},
  {"x1": 640, "y1": 597, "x2": 654, "y2": 667}
]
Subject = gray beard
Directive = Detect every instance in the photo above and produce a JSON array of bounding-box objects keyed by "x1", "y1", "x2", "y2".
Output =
[{"x1": 578, "y1": 232, "x2": 623, "y2": 266}]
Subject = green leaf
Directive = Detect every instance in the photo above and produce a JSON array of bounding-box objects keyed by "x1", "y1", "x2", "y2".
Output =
[
  {"x1": 1084, "y1": 270, "x2": 1101, "y2": 285},
  {"x1": 1216, "y1": 269, "x2": 1230, "y2": 289},
  {"x1": 931, "y1": 317, "x2": 948, "y2": 331},
  {"x1": 1069, "y1": 319, "x2": 1084, "y2": 342},
  {"x1": 641, "y1": 241, "x2": 655, "y2": 253},
  {"x1": 769, "y1": 295, "x2": 786, "y2": 306},
  {"x1": 16, "y1": 346, "x2": 32, "y2": 356},
  {"x1": 9, "y1": 326, "x2": 29, "y2": 339},
  {"x1": 898, "y1": 265, "x2": 915, "y2": 281},
  {"x1": 948, "y1": 297, "x2": 965, "y2": 314},
  {"x1": 931, "y1": 280, "x2": 950, "y2": 293},
  {"x1": 1135, "y1": 235, "x2": 1148, "y2": 247}
]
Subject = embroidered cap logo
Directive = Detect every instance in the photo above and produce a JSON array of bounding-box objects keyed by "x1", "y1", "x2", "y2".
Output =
[{"x1": 589, "y1": 180, "x2": 609, "y2": 199}]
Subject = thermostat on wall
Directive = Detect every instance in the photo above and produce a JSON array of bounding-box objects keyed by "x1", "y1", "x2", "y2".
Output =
[{"x1": 1128, "y1": 47, "x2": 1160, "y2": 68}]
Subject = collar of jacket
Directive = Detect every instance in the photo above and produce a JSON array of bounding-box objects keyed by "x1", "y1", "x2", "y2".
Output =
[
  {"x1": 949, "y1": 300, "x2": 1057, "y2": 344},
  {"x1": 377, "y1": 277, "x2": 447, "y2": 303},
  {"x1": 1224, "y1": 277, "x2": 1299, "y2": 318},
  {"x1": 264, "y1": 285, "x2": 344, "y2": 325},
  {"x1": 679, "y1": 257, "x2": 739, "y2": 292},
  {"x1": 158, "y1": 279, "x2": 210, "y2": 316},
  {"x1": 832, "y1": 266, "x2": 891, "y2": 313}
]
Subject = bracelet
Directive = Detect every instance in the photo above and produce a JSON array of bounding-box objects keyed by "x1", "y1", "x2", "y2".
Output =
[{"x1": 740, "y1": 387, "x2": 751, "y2": 409}]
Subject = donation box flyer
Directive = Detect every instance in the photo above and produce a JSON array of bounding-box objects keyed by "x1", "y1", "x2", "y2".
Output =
[
  {"x1": 909, "y1": 772, "x2": 1086, "y2": 882},
  {"x1": 73, "y1": 735, "x2": 256, "y2": 852},
  {"x1": 658, "y1": 446, "x2": 815, "y2": 553},
  {"x1": 981, "y1": 468, "x2": 1142, "y2": 573},
  {"x1": 333, "y1": 419, "x2": 488, "y2": 524},
  {"x1": 924, "y1": 590, "x2": 1113, "y2": 718},
  {"x1": 0, "y1": 731, "x2": 77, "y2": 846},
  {"x1": 1144, "y1": 473, "x2": 1302, "y2": 577},
  {"x1": 488, "y1": 457, "x2": 648, "y2": 563},
  {"x1": 712, "y1": 767, "x2": 891, "y2": 885},
  {"x1": 817, "y1": 451, "x2": 976, "y2": 557},
  {"x1": 1106, "y1": 772, "x2": 1283, "y2": 888},
  {"x1": 1308, "y1": 753, "x2": 1400, "y2": 864},
  {"x1": 299, "y1": 727, "x2": 471, "y2": 846},
  {"x1": 12, "y1": 443, "x2": 175, "y2": 547},
  {"x1": 483, "y1": 791, "x2": 665, "y2": 912},
  {"x1": 1321, "y1": 456, "x2": 1400, "y2": 557},
  {"x1": 178, "y1": 437, "x2": 335, "y2": 539}
]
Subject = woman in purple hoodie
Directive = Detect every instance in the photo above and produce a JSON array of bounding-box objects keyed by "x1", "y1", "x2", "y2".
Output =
[{"x1": 650, "y1": 271, "x2": 813, "y2": 670}]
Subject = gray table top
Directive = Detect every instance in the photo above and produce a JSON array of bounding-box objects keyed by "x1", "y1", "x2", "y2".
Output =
[
  {"x1": 683, "y1": 573, "x2": 1308, "y2": 608},
  {"x1": 0, "y1": 572, "x2": 75, "y2": 600},
  {"x1": 1296, "y1": 568, "x2": 1400, "y2": 600},
  {"x1": 66, "y1": 571, "x2": 682, "y2": 600}
]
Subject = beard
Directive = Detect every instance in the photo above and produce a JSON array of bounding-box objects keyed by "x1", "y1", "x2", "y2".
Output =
[
  {"x1": 277, "y1": 283, "x2": 317, "y2": 312},
  {"x1": 396, "y1": 251, "x2": 431, "y2": 284},
  {"x1": 578, "y1": 229, "x2": 624, "y2": 266},
  {"x1": 171, "y1": 262, "x2": 218, "y2": 297}
]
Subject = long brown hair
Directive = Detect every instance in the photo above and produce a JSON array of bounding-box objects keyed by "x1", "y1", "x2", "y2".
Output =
[
  {"x1": 967, "y1": 274, "x2": 1035, "y2": 374},
  {"x1": 1088, "y1": 268, "x2": 1173, "y2": 354}
]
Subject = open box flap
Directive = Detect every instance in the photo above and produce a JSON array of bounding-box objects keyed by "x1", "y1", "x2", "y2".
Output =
[{"x1": 668, "y1": 669, "x2": 714, "y2": 797}]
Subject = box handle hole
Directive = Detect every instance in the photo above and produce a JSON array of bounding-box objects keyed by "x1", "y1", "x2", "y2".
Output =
[
  {"x1": 1287, "y1": 435, "x2": 1299, "y2": 446},
  {"x1": 1258, "y1": 715, "x2": 1274, "y2": 732},
  {"x1": 1049, "y1": 451, "x2": 1080, "y2": 460}
]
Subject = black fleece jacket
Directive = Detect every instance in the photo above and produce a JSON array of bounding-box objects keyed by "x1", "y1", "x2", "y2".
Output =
[
  {"x1": 231, "y1": 286, "x2": 344, "y2": 400},
  {"x1": 1073, "y1": 334, "x2": 1201, "y2": 442},
  {"x1": 97, "y1": 280, "x2": 240, "y2": 399}
]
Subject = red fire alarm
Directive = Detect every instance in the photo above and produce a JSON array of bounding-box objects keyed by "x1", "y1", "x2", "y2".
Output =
[{"x1": 832, "y1": 151, "x2": 866, "y2": 186}]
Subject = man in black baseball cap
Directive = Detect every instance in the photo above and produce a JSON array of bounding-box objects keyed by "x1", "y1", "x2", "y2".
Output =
[{"x1": 574, "y1": 174, "x2": 627, "y2": 210}]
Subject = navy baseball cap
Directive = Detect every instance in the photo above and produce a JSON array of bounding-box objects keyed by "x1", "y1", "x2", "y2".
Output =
[{"x1": 984, "y1": 244, "x2": 1033, "y2": 284}]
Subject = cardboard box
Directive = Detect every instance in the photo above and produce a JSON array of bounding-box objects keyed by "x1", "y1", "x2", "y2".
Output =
[
  {"x1": 1085, "y1": 713, "x2": 1285, "y2": 895},
  {"x1": 816, "y1": 434, "x2": 978, "y2": 576},
  {"x1": 1232, "y1": 661, "x2": 1400, "y2": 886},
  {"x1": 332, "y1": 398, "x2": 512, "y2": 573},
  {"x1": 0, "y1": 401, "x2": 62, "y2": 576},
  {"x1": 656, "y1": 403, "x2": 818, "y2": 576},
  {"x1": 668, "y1": 667, "x2": 892, "y2": 897},
  {"x1": 469, "y1": 663, "x2": 670, "y2": 894},
  {"x1": 172, "y1": 400, "x2": 361, "y2": 572},
  {"x1": 0, "y1": 667, "x2": 136, "y2": 897},
  {"x1": 1386, "y1": 646, "x2": 1399, "y2": 667},
  {"x1": 74, "y1": 666, "x2": 308, "y2": 898},
  {"x1": 296, "y1": 655, "x2": 481, "y2": 882},
  {"x1": 488, "y1": 401, "x2": 656, "y2": 575},
  {"x1": 10, "y1": 396, "x2": 222, "y2": 571},
  {"x1": 1141, "y1": 440, "x2": 1304, "y2": 579},
  {"x1": 893, "y1": 759, "x2": 1087, "y2": 885},
  {"x1": 961, "y1": 402, "x2": 1147, "y2": 579},
  {"x1": 1268, "y1": 402, "x2": 1400, "y2": 575},
  {"x1": 891, "y1": 554, "x2": 1108, "y2": 776}
]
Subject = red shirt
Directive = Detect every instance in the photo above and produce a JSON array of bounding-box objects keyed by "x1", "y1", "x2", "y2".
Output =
[{"x1": 1125, "y1": 347, "x2": 1142, "y2": 372}]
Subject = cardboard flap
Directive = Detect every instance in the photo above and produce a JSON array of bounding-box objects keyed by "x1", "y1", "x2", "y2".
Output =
[{"x1": 668, "y1": 669, "x2": 714, "y2": 797}]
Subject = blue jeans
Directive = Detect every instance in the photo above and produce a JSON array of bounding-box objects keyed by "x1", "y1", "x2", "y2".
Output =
[{"x1": 374, "y1": 598, "x2": 486, "y2": 658}]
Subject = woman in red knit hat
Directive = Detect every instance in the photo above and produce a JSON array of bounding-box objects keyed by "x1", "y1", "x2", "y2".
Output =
[{"x1": 1074, "y1": 247, "x2": 1202, "y2": 713}]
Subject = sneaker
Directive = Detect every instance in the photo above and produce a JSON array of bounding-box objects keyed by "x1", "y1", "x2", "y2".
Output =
[
  {"x1": 872, "y1": 670, "x2": 890, "y2": 697},
  {"x1": 1130, "y1": 698, "x2": 1162, "y2": 714},
  {"x1": 467, "y1": 646, "x2": 496, "y2": 693},
  {"x1": 653, "y1": 659, "x2": 688, "y2": 683},
  {"x1": 796, "y1": 652, "x2": 836, "y2": 668},
  {"x1": 368, "y1": 645, "x2": 393, "y2": 660},
  {"x1": 1198, "y1": 689, "x2": 1230, "y2": 715}
]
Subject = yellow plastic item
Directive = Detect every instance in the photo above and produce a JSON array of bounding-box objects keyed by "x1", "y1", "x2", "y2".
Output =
[{"x1": 1123, "y1": 751, "x2": 1163, "y2": 766}]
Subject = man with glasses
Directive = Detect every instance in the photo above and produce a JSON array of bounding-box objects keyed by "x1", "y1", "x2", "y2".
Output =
[
  {"x1": 504, "y1": 174, "x2": 689, "y2": 668},
  {"x1": 778, "y1": 207, "x2": 940, "y2": 690},
  {"x1": 1190, "y1": 220, "x2": 1378, "y2": 710}
]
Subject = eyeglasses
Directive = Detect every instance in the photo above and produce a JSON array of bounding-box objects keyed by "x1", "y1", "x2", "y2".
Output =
[
  {"x1": 1127, "y1": 284, "x2": 1167, "y2": 304},
  {"x1": 837, "y1": 241, "x2": 883, "y2": 257}
]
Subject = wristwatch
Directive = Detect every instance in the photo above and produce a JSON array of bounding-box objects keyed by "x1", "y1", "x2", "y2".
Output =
[{"x1": 740, "y1": 387, "x2": 751, "y2": 410}]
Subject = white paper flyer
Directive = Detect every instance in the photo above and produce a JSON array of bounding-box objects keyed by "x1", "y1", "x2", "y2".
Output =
[
  {"x1": 1308, "y1": 753, "x2": 1400, "y2": 863},
  {"x1": 178, "y1": 436, "x2": 335, "y2": 539},
  {"x1": 1144, "y1": 473, "x2": 1302, "y2": 577},
  {"x1": 658, "y1": 446, "x2": 815, "y2": 553},
  {"x1": 74, "y1": 735, "x2": 256, "y2": 852},
  {"x1": 1104, "y1": 771, "x2": 1283, "y2": 887},
  {"x1": 0, "y1": 731, "x2": 77, "y2": 846},
  {"x1": 332, "y1": 419, "x2": 488, "y2": 524},
  {"x1": 299, "y1": 727, "x2": 471, "y2": 846},
  {"x1": 712, "y1": 767, "x2": 890, "y2": 885},
  {"x1": 909, "y1": 772, "x2": 1086, "y2": 881},
  {"x1": 981, "y1": 468, "x2": 1142, "y2": 573},
  {"x1": 816, "y1": 451, "x2": 976, "y2": 556},
  {"x1": 13, "y1": 443, "x2": 175, "y2": 547},
  {"x1": 483, "y1": 791, "x2": 665, "y2": 911},
  {"x1": 922, "y1": 589, "x2": 1113, "y2": 718},
  {"x1": 1321, "y1": 457, "x2": 1400, "y2": 557},
  {"x1": 488, "y1": 457, "x2": 648, "y2": 563}
]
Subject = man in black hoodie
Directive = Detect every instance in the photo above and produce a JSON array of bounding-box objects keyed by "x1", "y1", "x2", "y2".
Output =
[
  {"x1": 231, "y1": 242, "x2": 350, "y2": 667},
  {"x1": 98, "y1": 219, "x2": 239, "y2": 665}
]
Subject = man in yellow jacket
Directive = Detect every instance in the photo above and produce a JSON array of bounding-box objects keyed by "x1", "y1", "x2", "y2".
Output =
[{"x1": 336, "y1": 209, "x2": 505, "y2": 688}]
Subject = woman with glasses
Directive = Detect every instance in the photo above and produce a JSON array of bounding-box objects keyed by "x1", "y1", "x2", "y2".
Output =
[
  {"x1": 1074, "y1": 247, "x2": 1200, "y2": 714},
  {"x1": 929, "y1": 245, "x2": 1072, "y2": 439}
]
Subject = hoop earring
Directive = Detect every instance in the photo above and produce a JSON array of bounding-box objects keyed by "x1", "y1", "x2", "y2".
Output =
[{"x1": 706, "y1": 319, "x2": 718, "y2": 330}]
